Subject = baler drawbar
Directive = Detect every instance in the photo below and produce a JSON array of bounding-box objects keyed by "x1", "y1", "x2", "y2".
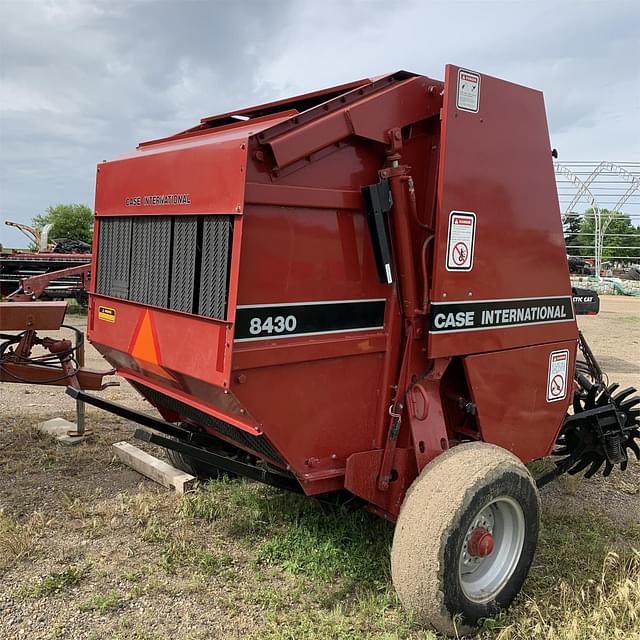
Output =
[{"x1": 85, "y1": 66, "x2": 639, "y2": 634}]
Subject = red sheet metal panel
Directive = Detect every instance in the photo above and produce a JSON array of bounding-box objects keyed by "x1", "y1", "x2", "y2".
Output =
[
  {"x1": 88, "y1": 296, "x2": 232, "y2": 387},
  {"x1": 94, "y1": 116, "x2": 291, "y2": 217},
  {"x1": 0, "y1": 301, "x2": 66, "y2": 331},
  {"x1": 428, "y1": 65, "x2": 578, "y2": 358},
  {"x1": 463, "y1": 340, "x2": 577, "y2": 462}
]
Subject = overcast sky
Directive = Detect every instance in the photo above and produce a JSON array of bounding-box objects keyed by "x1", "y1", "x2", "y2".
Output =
[{"x1": 1, "y1": 0, "x2": 638, "y2": 247}]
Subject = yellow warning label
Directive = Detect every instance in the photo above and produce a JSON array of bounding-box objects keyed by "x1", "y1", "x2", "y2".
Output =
[{"x1": 98, "y1": 306, "x2": 116, "y2": 323}]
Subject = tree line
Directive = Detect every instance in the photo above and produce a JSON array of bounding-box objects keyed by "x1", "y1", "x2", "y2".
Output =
[{"x1": 563, "y1": 209, "x2": 640, "y2": 261}]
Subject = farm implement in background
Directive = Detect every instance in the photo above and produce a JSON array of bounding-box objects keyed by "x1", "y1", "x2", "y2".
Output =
[{"x1": 0, "y1": 301, "x2": 115, "y2": 435}]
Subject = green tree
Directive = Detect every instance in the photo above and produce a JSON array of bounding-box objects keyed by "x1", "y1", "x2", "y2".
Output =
[
  {"x1": 33, "y1": 204, "x2": 94, "y2": 243},
  {"x1": 577, "y1": 209, "x2": 640, "y2": 261},
  {"x1": 562, "y1": 212, "x2": 582, "y2": 256}
]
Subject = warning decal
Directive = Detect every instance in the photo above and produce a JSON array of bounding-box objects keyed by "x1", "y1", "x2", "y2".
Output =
[
  {"x1": 456, "y1": 69, "x2": 480, "y2": 113},
  {"x1": 98, "y1": 306, "x2": 116, "y2": 323},
  {"x1": 446, "y1": 211, "x2": 476, "y2": 271},
  {"x1": 546, "y1": 349, "x2": 569, "y2": 403}
]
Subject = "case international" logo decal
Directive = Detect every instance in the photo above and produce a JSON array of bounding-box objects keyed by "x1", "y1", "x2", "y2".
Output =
[
  {"x1": 124, "y1": 194, "x2": 191, "y2": 206},
  {"x1": 429, "y1": 296, "x2": 574, "y2": 333}
]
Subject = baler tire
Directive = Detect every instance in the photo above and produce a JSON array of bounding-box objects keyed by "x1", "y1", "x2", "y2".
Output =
[
  {"x1": 391, "y1": 442, "x2": 539, "y2": 636},
  {"x1": 164, "y1": 428, "x2": 239, "y2": 480},
  {"x1": 165, "y1": 449, "x2": 235, "y2": 480}
]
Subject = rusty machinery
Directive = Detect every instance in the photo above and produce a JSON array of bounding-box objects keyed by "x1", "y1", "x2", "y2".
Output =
[
  {"x1": 1, "y1": 220, "x2": 91, "y2": 300},
  {"x1": 0, "y1": 301, "x2": 115, "y2": 433},
  {"x1": 64, "y1": 66, "x2": 638, "y2": 633}
]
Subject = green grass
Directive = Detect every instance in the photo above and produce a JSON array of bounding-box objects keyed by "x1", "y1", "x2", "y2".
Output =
[
  {"x1": 20, "y1": 563, "x2": 89, "y2": 598},
  {"x1": 177, "y1": 479, "x2": 640, "y2": 640},
  {"x1": 79, "y1": 590, "x2": 120, "y2": 612},
  {"x1": 181, "y1": 479, "x2": 393, "y2": 583},
  {"x1": 158, "y1": 538, "x2": 231, "y2": 576}
]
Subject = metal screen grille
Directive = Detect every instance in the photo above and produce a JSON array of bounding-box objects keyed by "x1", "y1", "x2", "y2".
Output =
[
  {"x1": 199, "y1": 216, "x2": 232, "y2": 319},
  {"x1": 96, "y1": 215, "x2": 232, "y2": 319},
  {"x1": 170, "y1": 216, "x2": 198, "y2": 313},
  {"x1": 129, "y1": 217, "x2": 172, "y2": 307},
  {"x1": 96, "y1": 217, "x2": 132, "y2": 299}
]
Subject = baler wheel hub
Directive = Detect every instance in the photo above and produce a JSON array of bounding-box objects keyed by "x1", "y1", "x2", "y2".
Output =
[
  {"x1": 467, "y1": 527, "x2": 495, "y2": 558},
  {"x1": 459, "y1": 497, "x2": 525, "y2": 604}
]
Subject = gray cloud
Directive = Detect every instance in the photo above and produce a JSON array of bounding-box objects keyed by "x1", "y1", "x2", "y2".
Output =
[{"x1": 1, "y1": 0, "x2": 638, "y2": 246}]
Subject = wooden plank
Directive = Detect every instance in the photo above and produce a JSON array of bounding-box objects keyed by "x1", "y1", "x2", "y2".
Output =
[{"x1": 112, "y1": 441, "x2": 196, "y2": 495}]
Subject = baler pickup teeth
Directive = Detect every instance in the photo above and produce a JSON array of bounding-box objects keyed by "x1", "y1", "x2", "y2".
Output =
[
  {"x1": 541, "y1": 377, "x2": 640, "y2": 487},
  {"x1": 583, "y1": 457, "x2": 604, "y2": 479}
]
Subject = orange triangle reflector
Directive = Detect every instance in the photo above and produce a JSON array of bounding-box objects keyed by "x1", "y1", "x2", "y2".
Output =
[
  {"x1": 131, "y1": 310, "x2": 160, "y2": 365},
  {"x1": 130, "y1": 310, "x2": 174, "y2": 381}
]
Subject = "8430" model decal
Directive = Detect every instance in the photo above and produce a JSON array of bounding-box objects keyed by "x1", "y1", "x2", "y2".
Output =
[{"x1": 234, "y1": 299, "x2": 385, "y2": 341}]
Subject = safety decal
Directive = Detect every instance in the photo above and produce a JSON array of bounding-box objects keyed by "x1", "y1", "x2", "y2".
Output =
[
  {"x1": 446, "y1": 211, "x2": 476, "y2": 271},
  {"x1": 98, "y1": 306, "x2": 116, "y2": 323},
  {"x1": 234, "y1": 299, "x2": 385, "y2": 341},
  {"x1": 456, "y1": 69, "x2": 480, "y2": 113},
  {"x1": 429, "y1": 296, "x2": 575, "y2": 333},
  {"x1": 546, "y1": 349, "x2": 570, "y2": 403}
]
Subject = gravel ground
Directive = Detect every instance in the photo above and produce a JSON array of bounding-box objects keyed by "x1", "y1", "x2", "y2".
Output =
[{"x1": 0, "y1": 297, "x2": 638, "y2": 639}]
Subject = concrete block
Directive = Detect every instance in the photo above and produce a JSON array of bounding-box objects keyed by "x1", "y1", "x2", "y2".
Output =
[{"x1": 38, "y1": 417, "x2": 86, "y2": 445}]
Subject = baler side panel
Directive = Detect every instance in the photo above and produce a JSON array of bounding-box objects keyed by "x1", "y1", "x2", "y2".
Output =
[
  {"x1": 429, "y1": 65, "x2": 578, "y2": 358},
  {"x1": 463, "y1": 341, "x2": 576, "y2": 462},
  {"x1": 230, "y1": 200, "x2": 399, "y2": 486}
]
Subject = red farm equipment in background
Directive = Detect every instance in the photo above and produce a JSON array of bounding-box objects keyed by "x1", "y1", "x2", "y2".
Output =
[{"x1": 72, "y1": 66, "x2": 639, "y2": 634}]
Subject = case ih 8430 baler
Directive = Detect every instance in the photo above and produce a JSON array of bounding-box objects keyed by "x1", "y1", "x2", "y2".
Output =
[{"x1": 72, "y1": 66, "x2": 639, "y2": 633}]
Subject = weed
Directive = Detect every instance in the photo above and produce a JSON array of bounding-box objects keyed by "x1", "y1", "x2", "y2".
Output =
[
  {"x1": 0, "y1": 511, "x2": 44, "y2": 570},
  {"x1": 497, "y1": 549, "x2": 640, "y2": 640},
  {"x1": 20, "y1": 563, "x2": 89, "y2": 598},
  {"x1": 79, "y1": 590, "x2": 120, "y2": 612},
  {"x1": 142, "y1": 522, "x2": 171, "y2": 543},
  {"x1": 158, "y1": 539, "x2": 231, "y2": 576}
]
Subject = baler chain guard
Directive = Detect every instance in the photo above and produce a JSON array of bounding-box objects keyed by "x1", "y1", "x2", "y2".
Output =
[{"x1": 537, "y1": 333, "x2": 640, "y2": 488}]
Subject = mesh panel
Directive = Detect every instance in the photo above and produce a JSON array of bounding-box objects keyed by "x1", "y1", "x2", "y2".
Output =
[
  {"x1": 96, "y1": 215, "x2": 232, "y2": 319},
  {"x1": 129, "y1": 217, "x2": 171, "y2": 307},
  {"x1": 96, "y1": 217, "x2": 132, "y2": 299},
  {"x1": 169, "y1": 217, "x2": 198, "y2": 313},
  {"x1": 199, "y1": 216, "x2": 231, "y2": 319}
]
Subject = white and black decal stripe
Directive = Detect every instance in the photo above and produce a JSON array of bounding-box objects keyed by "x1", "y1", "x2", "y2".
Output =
[
  {"x1": 430, "y1": 295, "x2": 574, "y2": 334},
  {"x1": 234, "y1": 299, "x2": 385, "y2": 341}
]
